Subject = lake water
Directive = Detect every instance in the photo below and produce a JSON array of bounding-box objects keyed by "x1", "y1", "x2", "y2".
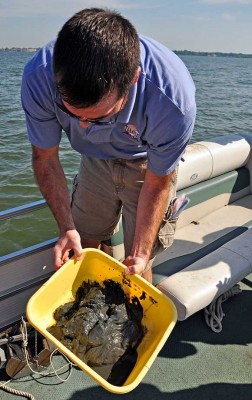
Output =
[{"x1": 1, "y1": 51, "x2": 252, "y2": 255}]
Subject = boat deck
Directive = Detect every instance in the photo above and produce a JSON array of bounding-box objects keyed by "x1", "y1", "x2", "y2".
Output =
[{"x1": 1, "y1": 274, "x2": 251, "y2": 400}]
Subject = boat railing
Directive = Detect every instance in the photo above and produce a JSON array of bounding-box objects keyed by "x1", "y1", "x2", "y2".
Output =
[
  {"x1": 0, "y1": 199, "x2": 57, "y2": 329},
  {"x1": 0, "y1": 199, "x2": 47, "y2": 221},
  {"x1": 0, "y1": 199, "x2": 57, "y2": 264}
]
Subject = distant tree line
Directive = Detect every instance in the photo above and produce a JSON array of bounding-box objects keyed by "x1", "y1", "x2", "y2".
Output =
[
  {"x1": 174, "y1": 50, "x2": 252, "y2": 58},
  {"x1": 0, "y1": 47, "x2": 40, "y2": 52}
]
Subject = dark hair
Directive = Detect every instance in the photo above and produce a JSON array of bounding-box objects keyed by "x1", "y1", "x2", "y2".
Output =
[{"x1": 53, "y1": 8, "x2": 140, "y2": 107}]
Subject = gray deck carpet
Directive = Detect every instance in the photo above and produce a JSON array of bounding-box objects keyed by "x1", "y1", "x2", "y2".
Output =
[{"x1": 1, "y1": 274, "x2": 251, "y2": 400}]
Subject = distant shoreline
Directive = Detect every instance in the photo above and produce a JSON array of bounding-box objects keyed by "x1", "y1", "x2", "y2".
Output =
[
  {"x1": 0, "y1": 47, "x2": 40, "y2": 52},
  {"x1": 174, "y1": 50, "x2": 252, "y2": 59},
  {"x1": 1, "y1": 47, "x2": 252, "y2": 58}
]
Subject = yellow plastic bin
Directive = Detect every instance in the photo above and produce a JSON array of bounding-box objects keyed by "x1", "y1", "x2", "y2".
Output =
[{"x1": 26, "y1": 249, "x2": 177, "y2": 394}]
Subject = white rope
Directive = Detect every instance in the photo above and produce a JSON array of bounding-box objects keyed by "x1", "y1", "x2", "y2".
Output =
[
  {"x1": 20, "y1": 317, "x2": 75, "y2": 381},
  {"x1": 0, "y1": 317, "x2": 76, "y2": 400},
  {"x1": 204, "y1": 284, "x2": 242, "y2": 333},
  {"x1": 0, "y1": 379, "x2": 35, "y2": 400}
]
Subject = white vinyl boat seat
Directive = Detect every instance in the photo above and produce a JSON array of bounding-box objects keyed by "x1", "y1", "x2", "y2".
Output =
[
  {"x1": 154, "y1": 203, "x2": 252, "y2": 320},
  {"x1": 154, "y1": 133, "x2": 252, "y2": 320}
]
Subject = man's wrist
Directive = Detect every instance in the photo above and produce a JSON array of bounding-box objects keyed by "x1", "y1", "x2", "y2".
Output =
[
  {"x1": 59, "y1": 225, "x2": 77, "y2": 235},
  {"x1": 130, "y1": 251, "x2": 150, "y2": 262}
]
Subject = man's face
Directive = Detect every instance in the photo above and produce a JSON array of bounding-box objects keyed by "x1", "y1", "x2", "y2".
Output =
[
  {"x1": 62, "y1": 90, "x2": 126, "y2": 128},
  {"x1": 57, "y1": 67, "x2": 141, "y2": 127}
]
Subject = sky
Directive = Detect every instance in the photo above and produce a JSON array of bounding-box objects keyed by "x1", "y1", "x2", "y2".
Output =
[{"x1": 0, "y1": 0, "x2": 252, "y2": 54}]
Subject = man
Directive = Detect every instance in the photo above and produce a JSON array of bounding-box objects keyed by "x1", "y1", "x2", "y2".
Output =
[{"x1": 21, "y1": 8, "x2": 196, "y2": 284}]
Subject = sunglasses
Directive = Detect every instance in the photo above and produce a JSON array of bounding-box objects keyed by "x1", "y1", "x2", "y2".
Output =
[{"x1": 54, "y1": 96, "x2": 121, "y2": 126}]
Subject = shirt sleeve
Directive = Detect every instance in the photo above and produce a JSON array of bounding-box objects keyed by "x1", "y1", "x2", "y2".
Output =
[
  {"x1": 144, "y1": 91, "x2": 196, "y2": 176},
  {"x1": 21, "y1": 65, "x2": 62, "y2": 149}
]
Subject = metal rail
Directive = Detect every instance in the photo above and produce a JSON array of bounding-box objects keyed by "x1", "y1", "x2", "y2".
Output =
[
  {"x1": 0, "y1": 200, "x2": 47, "y2": 221},
  {"x1": 0, "y1": 200, "x2": 56, "y2": 330}
]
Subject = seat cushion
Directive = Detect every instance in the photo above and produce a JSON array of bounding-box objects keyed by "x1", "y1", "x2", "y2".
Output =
[{"x1": 156, "y1": 229, "x2": 252, "y2": 320}]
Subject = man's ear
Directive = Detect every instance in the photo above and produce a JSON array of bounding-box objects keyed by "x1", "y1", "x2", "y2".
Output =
[{"x1": 132, "y1": 66, "x2": 141, "y2": 84}]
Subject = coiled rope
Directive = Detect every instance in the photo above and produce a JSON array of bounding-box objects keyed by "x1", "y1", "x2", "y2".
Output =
[
  {"x1": 0, "y1": 317, "x2": 75, "y2": 399},
  {"x1": 204, "y1": 284, "x2": 242, "y2": 333}
]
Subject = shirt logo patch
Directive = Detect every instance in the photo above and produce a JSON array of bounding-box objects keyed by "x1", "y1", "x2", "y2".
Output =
[{"x1": 122, "y1": 124, "x2": 140, "y2": 142}]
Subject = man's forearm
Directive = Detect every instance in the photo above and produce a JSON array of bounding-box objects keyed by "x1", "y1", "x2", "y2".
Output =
[
  {"x1": 130, "y1": 169, "x2": 175, "y2": 262},
  {"x1": 32, "y1": 146, "x2": 75, "y2": 234}
]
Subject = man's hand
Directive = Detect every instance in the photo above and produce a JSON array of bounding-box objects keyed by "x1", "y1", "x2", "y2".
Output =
[
  {"x1": 123, "y1": 255, "x2": 148, "y2": 276},
  {"x1": 54, "y1": 229, "x2": 82, "y2": 270}
]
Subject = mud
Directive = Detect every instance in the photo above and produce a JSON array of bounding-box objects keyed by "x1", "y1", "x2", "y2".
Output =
[{"x1": 48, "y1": 279, "x2": 145, "y2": 386}]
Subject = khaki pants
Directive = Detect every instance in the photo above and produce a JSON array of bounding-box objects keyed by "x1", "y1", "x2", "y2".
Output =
[{"x1": 71, "y1": 155, "x2": 177, "y2": 271}]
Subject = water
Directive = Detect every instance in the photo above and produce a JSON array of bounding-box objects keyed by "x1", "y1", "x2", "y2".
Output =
[
  {"x1": 1, "y1": 51, "x2": 252, "y2": 255},
  {"x1": 183, "y1": 55, "x2": 252, "y2": 140}
]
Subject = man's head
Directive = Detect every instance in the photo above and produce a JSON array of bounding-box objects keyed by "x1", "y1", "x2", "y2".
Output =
[{"x1": 53, "y1": 8, "x2": 140, "y2": 109}]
